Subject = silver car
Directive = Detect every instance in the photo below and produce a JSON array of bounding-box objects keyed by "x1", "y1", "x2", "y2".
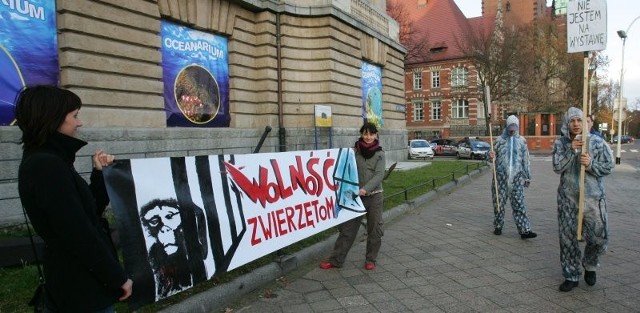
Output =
[{"x1": 457, "y1": 139, "x2": 490, "y2": 160}]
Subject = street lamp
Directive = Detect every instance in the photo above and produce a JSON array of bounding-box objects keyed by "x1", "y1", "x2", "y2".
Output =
[{"x1": 615, "y1": 16, "x2": 640, "y2": 165}]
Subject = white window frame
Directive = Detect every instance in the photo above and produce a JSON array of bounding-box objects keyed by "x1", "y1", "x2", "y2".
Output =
[
  {"x1": 413, "y1": 71, "x2": 422, "y2": 90},
  {"x1": 430, "y1": 100, "x2": 441, "y2": 120},
  {"x1": 452, "y1": 67, "x2": 468, "y2": 87},
  {"x1": 412, "y1": 100, "x2": 424, "y2": 121},
  {"x1": 452, "y1": 99, "x2": 469, "y2": 118},
  {"x1": 431, "y1": 71, "x2": 440, "y2": 88}
]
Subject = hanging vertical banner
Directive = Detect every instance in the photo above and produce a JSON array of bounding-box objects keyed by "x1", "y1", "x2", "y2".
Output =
[
  {"x1": 103, "y1": 148, "x2": 364, "y2": 309},
  {"x1": 361, "y1": 61, "x2": 383, "y2": 128},
  {"x1": 161, "y1": 20, "x2": 230, "y2": 127},
  {"x1": 0, "y1": 1, "x2": 58, "y2": 126}
]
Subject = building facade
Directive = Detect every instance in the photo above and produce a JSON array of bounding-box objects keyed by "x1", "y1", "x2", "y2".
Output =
[
  {"x1": 0, "y1": 0, "x2": 407, "y2": 226},
  {"x1": 403, "y1": 0, "x2": 559, "y2": 141}
]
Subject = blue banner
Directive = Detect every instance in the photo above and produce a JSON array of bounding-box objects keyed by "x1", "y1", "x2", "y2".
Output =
[
  {"x1": 161, "y1": 21, "x2": 230, "y2": 127},
  {"x1": 361, "y1": 61, "x2": 383, "y2": 128},
  {"x1": 0, "y1": 1, "x2": 59, "y2": 126}
]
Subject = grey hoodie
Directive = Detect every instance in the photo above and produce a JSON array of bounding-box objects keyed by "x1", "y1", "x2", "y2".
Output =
[
  {"x1": 552, "y1": 107, "x2": 614, "y2": 198},
  {"x1": 493, "y1": 115, "x2": 530, "y2": 188}
]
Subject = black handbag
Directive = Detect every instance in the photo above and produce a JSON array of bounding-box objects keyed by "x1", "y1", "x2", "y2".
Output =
[
  {"x1": 28, "y1": 282, "x2": 46, "y2": 313},
  {"x1": 23, "y1": 207, "x2": 48, "y2": 313}
]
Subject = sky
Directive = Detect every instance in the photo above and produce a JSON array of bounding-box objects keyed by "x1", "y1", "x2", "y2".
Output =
[{"x1": 454, "y1": 0, "x2": 640, "y2": 110}]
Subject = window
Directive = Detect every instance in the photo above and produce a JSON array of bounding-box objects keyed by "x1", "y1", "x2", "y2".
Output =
[
  {"x1": 412, "y1": 100, "x2": 424, "y2": 121},
  {"x1": 477, "y1": 102, "x2": 485, "y2": 119},
  {"x1": 430, "y1": 100, "x2": 441, "y2": 120},
  {"x1": 451, "y1": 67, "x2": 468, "y2": 87},
  {"x1": 431, "y1": 71, "x2": 440, "y2": 88},
  {"x1": 413, "y1": 71, "x2": 422, "y2": 90},
  {"x1": 452, "y1": 99, "x2": 469, "y2": 118}
]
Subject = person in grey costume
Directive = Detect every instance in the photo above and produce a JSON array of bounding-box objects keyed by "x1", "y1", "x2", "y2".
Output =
[
  {"x1": 552, "y1": 107, "x2": 614, "y2": 292},
  {"x1": 489, "y1": 115, "x2": 537, "y2": 239}
]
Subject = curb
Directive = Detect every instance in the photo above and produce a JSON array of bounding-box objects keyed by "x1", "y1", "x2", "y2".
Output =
[{"x1": 159, "y1": 165, "x2": 489, "y2": 313}]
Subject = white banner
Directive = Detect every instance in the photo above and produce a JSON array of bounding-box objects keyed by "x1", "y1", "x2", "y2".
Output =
[
  {"x1": 104, "y1": 148, "x2": 365, "y2": 308},
  {"x1": 567, "y1": 0, "x2": 607, "y2": 53}
]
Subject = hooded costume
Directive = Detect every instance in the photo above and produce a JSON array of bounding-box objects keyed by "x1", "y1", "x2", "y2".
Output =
[
  {"x1": 491, "y1": 115, "x2": 534, "y2": 235},
  {"x1": 552, "y1": 107, "x2": 614, "y2": 284}
]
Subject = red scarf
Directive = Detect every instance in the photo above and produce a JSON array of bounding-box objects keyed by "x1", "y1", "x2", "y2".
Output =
[{"x1": 355, "y1": 138, "x2": 382, "y2": 159}]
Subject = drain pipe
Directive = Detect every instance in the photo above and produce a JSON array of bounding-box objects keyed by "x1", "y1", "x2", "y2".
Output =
[{"x1": 276, "y1": 12, "x2": 286, "y2": 152}]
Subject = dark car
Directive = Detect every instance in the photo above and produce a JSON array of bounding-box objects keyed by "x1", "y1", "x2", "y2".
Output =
[
  {"x1": 430, "y1": 138, "x2": 458, "y2": 156},
  {"x1": 611, "y1": 135, "x2": 634, "y2": 144},
  {"x1": 456, "y1": 138, "x2": 491, "y2": 159}
]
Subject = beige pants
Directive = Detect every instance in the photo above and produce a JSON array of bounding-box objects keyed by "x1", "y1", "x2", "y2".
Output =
[{"x1": 326, "y1": 192, "x2": 384, "y2": 266}]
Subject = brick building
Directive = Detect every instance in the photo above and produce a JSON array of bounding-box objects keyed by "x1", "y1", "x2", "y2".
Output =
[{"x1": 403, "y1": 0, "x2": 560, "y2": 141}]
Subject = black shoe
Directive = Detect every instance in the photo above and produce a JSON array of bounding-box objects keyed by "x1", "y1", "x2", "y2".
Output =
[
  {"x1": 584, "y1": 271, "x2": 596, "y2": 286},
  {"x1": 494, "y1": 228, "x2": 502, "y2": 235},
  {"x1": 559, "y1": 280, "x2": 578, "y2": 292},
  {"x1": 520, "y1": 231, "x2": 537, "y2": 239}
]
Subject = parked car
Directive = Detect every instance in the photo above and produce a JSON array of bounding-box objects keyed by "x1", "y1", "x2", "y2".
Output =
[
  {"x1": 429, "y1": 138, "x2": 458, "y2": 156},
  {"x1": 456, "y1": 138, "x2": 491, "y2": 160},
  {"x1": 611, "y1": 135, "x2": 634, "y2": 144},
  {"x1": 408, "y1": 139, "x2": 435, "y2": 160}
]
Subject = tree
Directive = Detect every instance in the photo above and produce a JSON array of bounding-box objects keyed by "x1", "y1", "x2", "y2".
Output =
[
  {"x1": 456, "y1": 7, "x2": 522, "y2": 133},
  {"x1": 595, "y1": 79, "x2": 619, "y2": 136},
  {"x1": 513, "y1": 17, "x2": 580, "y2": 113},
  {"x1": 584, "y1": 53, "x2": 610, "y2": 119},
  {"x1": 386, "y1": 0, "x2": 429, "y2": 61}
]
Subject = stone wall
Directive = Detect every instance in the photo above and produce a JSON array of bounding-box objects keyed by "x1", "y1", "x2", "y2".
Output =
[{"x1": 0, "y1": 0, "x2": 407, "y2": 226}]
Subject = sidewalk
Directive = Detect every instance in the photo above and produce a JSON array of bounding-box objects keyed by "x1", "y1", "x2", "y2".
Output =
[{"x1": 164, "y1": 158, "x2": 640, "y2": 312}]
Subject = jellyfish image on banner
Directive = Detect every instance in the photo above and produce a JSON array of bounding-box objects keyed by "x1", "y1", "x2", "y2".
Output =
[{"x1": 365, "y1": 86, "x2": 382, "y2": 128}]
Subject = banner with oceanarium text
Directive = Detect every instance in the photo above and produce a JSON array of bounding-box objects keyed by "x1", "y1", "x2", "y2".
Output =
[
  {"x1": 103, "y1": 148, "x2": 364, "y2": 308},
  {"x1": 0, "y1": 1, "x2": 58, "y2": 125},
  {"x1": 161, "y1": 20, "x2": 230, "y2": 127}
]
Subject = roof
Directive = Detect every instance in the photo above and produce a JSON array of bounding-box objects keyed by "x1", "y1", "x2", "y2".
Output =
[{"x1": 404, "y1": 0, "x2": 494, "y2": 64}]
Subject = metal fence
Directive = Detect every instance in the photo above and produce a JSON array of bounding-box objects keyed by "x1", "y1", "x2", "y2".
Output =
[{"x1": 383, "y1": 161, "x2": 487, "y2": 206}]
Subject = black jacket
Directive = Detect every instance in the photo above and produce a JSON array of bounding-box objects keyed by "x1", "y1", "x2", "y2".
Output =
[{"x1": 18, "y1": 132, "x2": 127, "y2": 312}]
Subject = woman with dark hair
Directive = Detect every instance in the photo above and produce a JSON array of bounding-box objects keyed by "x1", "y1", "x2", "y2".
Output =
[
  {"x1": 16, "y1": 85, "x2": 132, "y2": 312},
  {"x1": 320, "y1": 122, "x2": 386, "y2": 270}
]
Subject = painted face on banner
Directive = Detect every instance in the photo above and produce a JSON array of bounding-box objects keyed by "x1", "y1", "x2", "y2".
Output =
[{"x1": 142, "y1": 204, "x2": 182, "y2": 255}]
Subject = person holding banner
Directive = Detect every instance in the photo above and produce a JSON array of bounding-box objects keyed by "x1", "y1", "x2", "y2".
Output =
[
  {"x1": 15, "y1": 86, "x2": 133, "y2": 312},
  {"x1": 552, "y1": 107, "x2": 614, "y2": 292},
  {"x1": 488, "y1": 115, "x2": 537, "y2": 239},
  {"x1": 587, "y1": 115, "x2": 603, "y2": 138},
  {"x1": 320, "y1": 122, "x2": 385, "y2": 271}
]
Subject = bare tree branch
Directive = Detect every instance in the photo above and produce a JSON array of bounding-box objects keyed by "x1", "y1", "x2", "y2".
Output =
[{"x1": 386, "y1": 0, "x2": 430, "y2": 62}]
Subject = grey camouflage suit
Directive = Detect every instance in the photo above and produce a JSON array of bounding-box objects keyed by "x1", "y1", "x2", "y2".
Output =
[
  {"x1": 491, "y1": 115, "x2": 533, "y2": 234},
  {"x1": 552, "y1": 107, "x2": 614, "y2": 282}
]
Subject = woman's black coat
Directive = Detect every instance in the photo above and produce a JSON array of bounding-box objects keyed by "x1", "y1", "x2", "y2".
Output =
[{"x1": 18, "y1": 132, "x2": 127, "y2": 312}]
